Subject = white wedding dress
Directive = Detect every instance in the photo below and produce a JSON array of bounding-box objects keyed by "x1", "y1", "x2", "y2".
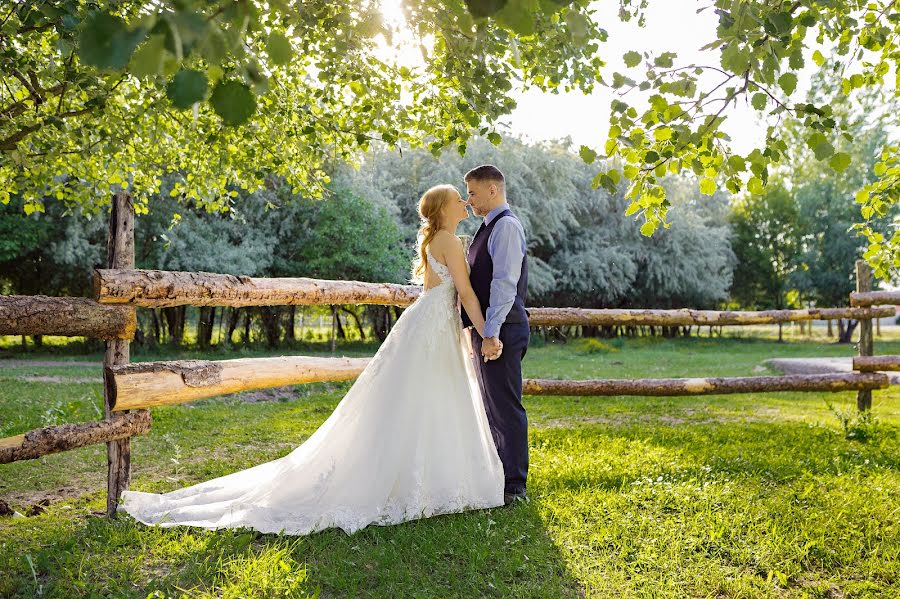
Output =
[{"x1": 120, "y1": 249, "x2": 504, "y2": 535}]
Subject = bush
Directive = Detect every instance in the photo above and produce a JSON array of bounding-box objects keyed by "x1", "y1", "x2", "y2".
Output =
[{"x1": 573, "y1": 338, "x2": 619, "y2": 355}]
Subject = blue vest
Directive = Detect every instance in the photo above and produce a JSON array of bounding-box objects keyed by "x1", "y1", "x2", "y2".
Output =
[{"x1": 461, "y1": 209, "x2": 529, "y2": 329}]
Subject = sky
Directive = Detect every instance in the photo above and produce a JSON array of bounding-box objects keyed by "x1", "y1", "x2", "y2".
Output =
[
  {"x1": 503, "y1": 0, "x2": 796, "y2": 156},
  {"x1": 376, "y1": 0, "x2": 819, "y2": 157}
]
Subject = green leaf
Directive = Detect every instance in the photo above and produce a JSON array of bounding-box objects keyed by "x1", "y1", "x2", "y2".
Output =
[
  {"x1": 464, "y1": 0, "x2": 507, "y2": 18},
  {"x1": 747, "y1": 177, "x2": 765, "y2": 195},
  {"x1": 829, "y1": 152, "x2": 851, "y2": 172},
  {"x1": 623, "y1": 51, "x2": 641, "y2": 68},
  {"x1": 653, "y1": 127, "x2": 673, "y2": 141},
  {"x1": 812, "y1": 50, "x2": 825, "y2": 66},
  {"x1": 167, "y1": 69, "x2": 208, "y2": 109},
  {"x1": 496, "y1": 0, "x2": 537, "y2": 36},
  {"x1": 778, "y1": 72, "x2": 798, "y2": 95},
  {"x1": 267, "y1": 32, "x2": 293, "y2": 65},
  {"x1": 579, "y1": 145, "x2": 597, "y2": 164},
  {"x1": 653, "y1": 52, "x2": 676, "y2": 68},
  {"x1": 78, "y1": 11, "x2": 146, "y2": 70},
  {"x1": 874, "y1": 162, "x2": 887, "y2": 176},
  {"x1": 727, "y1": 155, "x2": 746, "y2": 172},
  {"x1": 487, "y1": 132, "x2": 503, "y2": 145},
  {"x1": 210, "y1": 80, "x2": 257, "y2": 126},
  {"x1": 813, "y1": 142, "x2": 834, "y2": 160},
  {"x1": 640, "y1": 221, "x2": 657, "y2": 236},
  {"x1": 129, "y1": 34, "x2": 167, "y2": 79},
  {"x1": 751, "y1": 92, "x2": 767, "y2": 111},
  {"x1": 855, "y1": 189, "x2": 870, "y2": 204},
  {"x1": 699, "y1": 177, "x2": 716, "y2": 195},
  {"x1": 624, "y1": 202, "x2": 640, "y2": 216}
]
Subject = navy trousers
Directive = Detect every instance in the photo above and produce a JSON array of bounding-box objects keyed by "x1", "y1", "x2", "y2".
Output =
[{"x1": 470, "y1": 323, "x2": 530, "y2": 494}]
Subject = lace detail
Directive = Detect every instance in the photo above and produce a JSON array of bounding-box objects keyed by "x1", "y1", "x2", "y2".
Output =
[{"x1": 120, "y1": 246, "x2": 503, "y2": 536}]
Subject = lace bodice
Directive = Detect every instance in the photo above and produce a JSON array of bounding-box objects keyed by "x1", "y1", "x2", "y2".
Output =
[{"x1": 425, "y1": 247, "x2": 453, "y2": 288}]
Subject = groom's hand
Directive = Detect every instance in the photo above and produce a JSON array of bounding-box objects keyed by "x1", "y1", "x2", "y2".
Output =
[{"x1": 482, "y1": 337, "x2": 502, "y2": 362}]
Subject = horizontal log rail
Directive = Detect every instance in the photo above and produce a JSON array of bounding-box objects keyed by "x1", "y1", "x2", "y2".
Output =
[
  {"x1": 522, "y1": 372, "x2": 889, "y2": 396},
  {"x1": 527, "y1": 306, "x2": 894, "y2": 327},
  {"x1": 94, "y1": 269, "x2": 422, "y2": 308},
  {"x1": 0, "y1": 411, "x2": 151, "y2": 464},
  {"x1": 853, "y1": 355, "x2": 900, "y2": 372},
  {"x1": 850, "y1": 290, "x2": 900, "y2": 307},
  {"x1": 0, "y1": 295, "x2": 135, "y2": 339},
  {"x1": 109, "y1": 356, "x2": 372, "y2": 411},
  {"x1": 106, "y1": 356, "x2": 892, "y2": 411},
  {"x1": 94, "y1": 268, "x2": 893, "y2": 326}
]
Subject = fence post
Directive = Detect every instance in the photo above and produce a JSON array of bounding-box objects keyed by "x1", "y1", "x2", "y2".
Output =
[
  {"x1": 104, "y1": 192, "x2": 135, "y2": 516},
  {"x1": 855, "y1": 260, "x2": 874, "y2": 412}
]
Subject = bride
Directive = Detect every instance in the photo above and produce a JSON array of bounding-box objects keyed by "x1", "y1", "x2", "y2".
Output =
[{"x1": 119, "y1": 184, "x2": 506, "y2": 535}]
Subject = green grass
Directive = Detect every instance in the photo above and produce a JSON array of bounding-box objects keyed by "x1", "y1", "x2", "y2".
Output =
[{"x1": 2, "y1": 335, "x2": 900, "y2": 597}]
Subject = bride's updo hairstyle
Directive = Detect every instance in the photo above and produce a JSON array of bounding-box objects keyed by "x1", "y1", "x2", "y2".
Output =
[{"x1": 412, "y1": 184, "x2": 457, "y2": 282}]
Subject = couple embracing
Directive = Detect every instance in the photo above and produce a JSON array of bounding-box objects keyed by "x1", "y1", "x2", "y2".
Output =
[{"x1": 121, "y1": 165, "x2": 531, "y2": 535}]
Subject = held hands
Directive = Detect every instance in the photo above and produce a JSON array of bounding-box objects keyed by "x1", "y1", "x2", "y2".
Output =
[{"x1": 481, "y1": 336, "x2": 503, "y2": 362}]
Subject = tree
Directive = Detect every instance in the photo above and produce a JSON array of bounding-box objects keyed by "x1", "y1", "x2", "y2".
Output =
[
  {"x1": 728, "y1": 179, "x2": 799, "y2": 341},
  {"x1": 1, "y1": 0, "x2": 603, "y2": 216}
]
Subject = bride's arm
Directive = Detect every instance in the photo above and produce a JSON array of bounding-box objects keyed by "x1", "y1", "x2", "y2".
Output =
[{"x1": 437, "y1": 234, "x2": 487, "y2": 338}]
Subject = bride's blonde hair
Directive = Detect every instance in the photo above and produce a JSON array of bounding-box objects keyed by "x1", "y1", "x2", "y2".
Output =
[{"x1": 412, "y1": 184, "x2": 458, "y2": 281}]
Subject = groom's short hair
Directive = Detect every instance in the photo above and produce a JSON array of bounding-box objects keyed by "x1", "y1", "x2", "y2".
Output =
[{"x1": 465, "y1": 165, "x2": 505, "y2": 189}]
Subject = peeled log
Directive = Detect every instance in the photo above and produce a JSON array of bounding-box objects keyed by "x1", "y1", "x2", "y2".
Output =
[
  {"x1": 0, "y1": 295, "x2": 135, "y2": 339},
  {"x1": 526, "y1": 306, "x2": 894, "y2": 327},
  {"x1": 850, "y1": 290, "x2": 900, "y2": 307},
  {"x1": 522, "y1": 373, "x2": 889, "y2": 396},
  {"x1": 853, "y1": 355, "x2": 900, "y2": 372},
  {"x1": 109, "y1": 356, "x2": 372, "y2": 411},
  {"x1": 0, "y1": 411, "x2": 151, "y2": 464},
  {"x1": 95, "y1": 269, "x2": 422, "y2": 308}
]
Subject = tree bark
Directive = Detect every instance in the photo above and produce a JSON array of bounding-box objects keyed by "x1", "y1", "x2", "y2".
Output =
[
  {"x1": 285, "y1": 306, "x2": 296, "y2": 343},
  {"x1": 197, "y1": 306, "x2": 215, "y2": 348},
  {"x1": 108, "y1": 356, "x2": 372, "y2": 411},
  {"x1": 0, "y1": 411, "x2": 151, "y2": 465},
  {"x1": 95, "y1": 268, "x2": 422, "y2": 308},
  {"x1": 225, "y1": 307, "x2": 240, "y2": 345},
  {"x1": 0, "y1": 295, "x2": 135, "y2": 339},
  {"x1": 103, "y1": 192, "x2": 135, "y2": 517},
  {"x1": 162, "y1": 306, "x2": 185, "y2": 345},
  {"x1": 838, "y1": 319, "x2": 858, "y2": 344}
]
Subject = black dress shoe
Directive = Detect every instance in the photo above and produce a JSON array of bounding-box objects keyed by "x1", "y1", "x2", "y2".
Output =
[{"x1": 503, "y1": 491, "x2": 527, "y2": 506}]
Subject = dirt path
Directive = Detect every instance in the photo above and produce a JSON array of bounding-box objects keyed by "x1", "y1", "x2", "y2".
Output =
[{"x1": 0, "y1": 359, "x2": 99, "y2": 368}]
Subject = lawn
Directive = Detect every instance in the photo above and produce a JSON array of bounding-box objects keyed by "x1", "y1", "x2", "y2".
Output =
[{"x1": 1, "y1": 333, "x2": 899, "y2": 597}]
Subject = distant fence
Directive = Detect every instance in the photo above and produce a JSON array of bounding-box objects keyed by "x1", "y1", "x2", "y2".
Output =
[{"x1": 0, "y1": 193, "x2": 895, "y2": 516}]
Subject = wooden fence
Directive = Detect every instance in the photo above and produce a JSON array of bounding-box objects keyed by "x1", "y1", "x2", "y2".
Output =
[{"x1": 0, "y1": 192, "x2": 897, "y2": 516}]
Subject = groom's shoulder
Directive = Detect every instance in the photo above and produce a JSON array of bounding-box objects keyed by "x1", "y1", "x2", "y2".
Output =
[{"x1": 495, "y1": 210, "x2": 526, "y2": 235}]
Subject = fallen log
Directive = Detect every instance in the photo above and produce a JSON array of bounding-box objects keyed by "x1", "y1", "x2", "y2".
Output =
[
  {"x1": 109, "y1": 356, "x2": 372, "y2": 411},
  {"x1": 95, "y1": 269, "x2": 422, "y2": 308},
  {"x1": 852, "y1": 355, "x2": 900, "y2": 372},
  {"x1": 522, "y1": 372, "x2": 889, "y2": 396},
  {"x1": 0, "y1": 411, "x2": 151, "y2": 465},
  {"x1": 0, "y1": 295, "x2": 135, "y2": 340}
]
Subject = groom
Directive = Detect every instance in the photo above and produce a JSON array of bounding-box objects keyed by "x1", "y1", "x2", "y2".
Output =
[{"x1": 461, "y1": 165, "x2": 530, "y2": 506}]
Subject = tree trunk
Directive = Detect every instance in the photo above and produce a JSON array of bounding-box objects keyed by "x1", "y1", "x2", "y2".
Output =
[
  {"x1": 197, "y1": 306, "x2": 215, "y2": 348},
  {"x1": 226, "y1": 307, "x2": 240, "y2": 345},
  {"x1": 827, "y1": 319, "x2": 833, "y2": 338},
  {"x1": 150, "y1": 309, "x2": 161, "y2": 345},
  {"x1": 162, "y1": 306, "x2": 185, "y2": 345},
  {"x1": 341, "y1": 306, "x2": 366, "y2": 341},
  {"x1": 242, "y1": 308, "x2": 252, "y2": 344},
  {"x1": 259, "y1": 306, "x2": 282, "y2": 349},
  {"x1": 838, "y1": 319, "x2": 858, "y2": 344},
  {"x1": 285, "y1": 306, "x2": 296, "y2": 343}
]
